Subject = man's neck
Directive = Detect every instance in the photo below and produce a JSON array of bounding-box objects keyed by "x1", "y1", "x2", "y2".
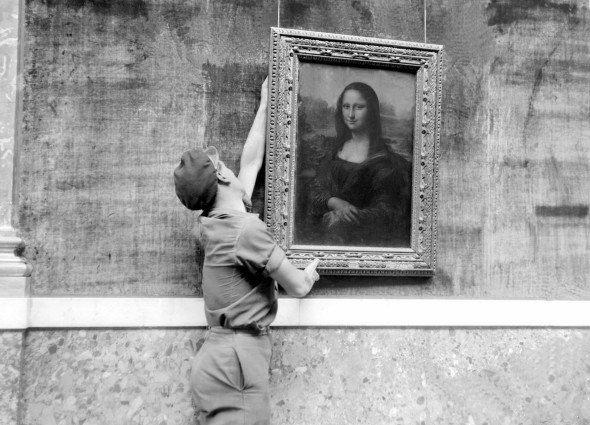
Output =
[{"x1": 212, "y1": 185, "x2": 247, "y2": 212}]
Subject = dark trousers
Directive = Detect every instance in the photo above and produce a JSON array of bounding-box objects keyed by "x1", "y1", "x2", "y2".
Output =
[{"x1": 190, "y1": 328, "x2": 272, "y2": 425}]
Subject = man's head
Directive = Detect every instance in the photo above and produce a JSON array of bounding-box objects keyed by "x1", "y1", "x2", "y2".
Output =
[{"x1": 173, "y1": 147, "x2": 220, "y2": 212}]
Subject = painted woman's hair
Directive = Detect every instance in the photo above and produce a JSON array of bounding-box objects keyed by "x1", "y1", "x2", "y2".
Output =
[{"x1": 334, "y1": 82, "x2": 385, "y2": 154}]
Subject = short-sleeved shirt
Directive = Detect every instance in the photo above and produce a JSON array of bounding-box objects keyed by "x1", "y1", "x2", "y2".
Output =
[{"x1": 197, "y1": 208, "x2": 286, "y2": 331}]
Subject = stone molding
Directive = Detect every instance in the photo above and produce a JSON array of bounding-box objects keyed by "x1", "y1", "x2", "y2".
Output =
[
  {"x1": 1, "y1": 297, "x2": 589, "y2": 330},
  {"x1": 0, "y1": 0, "x2": 32, "y2": 297},
  {"x1": 0, "y1": 230, "x2": 32, "y2": 278}
]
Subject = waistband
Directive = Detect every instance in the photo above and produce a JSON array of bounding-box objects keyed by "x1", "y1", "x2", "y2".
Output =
[{"x1": 208, "y1": 326, "x2": 269, "y2": 336}]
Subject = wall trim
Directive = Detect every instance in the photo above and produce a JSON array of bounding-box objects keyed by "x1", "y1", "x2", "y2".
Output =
[{"x1": 1, "y1": 297, "x2": 590, "y2": 330}]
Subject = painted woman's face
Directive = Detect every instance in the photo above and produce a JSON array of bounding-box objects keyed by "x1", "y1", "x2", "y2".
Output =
[{"x1": 341, "y1": 89, "x2": 368, "y2": 132}]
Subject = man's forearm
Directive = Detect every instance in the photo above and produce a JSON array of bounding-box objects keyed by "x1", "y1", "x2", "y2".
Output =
[
  {"x1": 240, "y1": 101, "x2": 267, "y2": 173},
  {"x1": 238, "y1": 78, "x2": 268, "y2": 197}
]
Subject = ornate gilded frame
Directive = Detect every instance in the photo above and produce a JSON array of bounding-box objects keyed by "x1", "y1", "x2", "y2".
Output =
[{"x1": 265, "y1": 28, "x2": 443, "y2": 276}]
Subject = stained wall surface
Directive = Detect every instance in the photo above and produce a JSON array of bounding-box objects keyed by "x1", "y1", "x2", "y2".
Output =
[{"x1": 17, "y1": 0, "x2": 590, "y2": 298}]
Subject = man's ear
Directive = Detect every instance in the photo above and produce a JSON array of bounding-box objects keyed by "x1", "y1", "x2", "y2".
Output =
[{"x1": 205, "y1": 146, "x2": 219, "y2": 169}]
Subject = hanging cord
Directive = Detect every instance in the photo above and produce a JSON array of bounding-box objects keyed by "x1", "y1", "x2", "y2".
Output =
[
  {"x1": 276, "y1": 0, "x2": 424, "y2": 39},
  {"x1": 276, "y1": 0, "x2": 425, "y2": 40},
  {"x1": 423, "y1": 0, "x2": 427, "y2": 43}
]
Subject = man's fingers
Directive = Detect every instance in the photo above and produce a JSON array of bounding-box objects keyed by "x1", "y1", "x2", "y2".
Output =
[
  {"x1": 261, "y1": 77, "x2": 268, "y2": 97},
  {"x1": 303, "y1": 259, "x2": 320, "y2": 283},
  {"x1": 305, "y1": 258, "x2": 320, "y2": 273}
]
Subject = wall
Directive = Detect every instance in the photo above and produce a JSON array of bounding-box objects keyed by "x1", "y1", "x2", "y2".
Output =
[
  {"x1": 16, "y1": 0, "x2": 590, "y2": 299},
  {"x1": 15, "y1": 328, "x2": 590, "y2": 425},
  {"x1": 2, "y1": 0, "x2": 590, "y2": 424},
  {"x1": 0, "y1": 332, "x2": 23, "y2": 425}
]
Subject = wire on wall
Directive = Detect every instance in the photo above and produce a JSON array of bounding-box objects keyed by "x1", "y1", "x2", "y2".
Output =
[
  {"x1": 277, "y1": 0, "x2": 427, "y2": 43},
  {"x1": 424, "y1": 0, "x2": 427, "y2": 43}
]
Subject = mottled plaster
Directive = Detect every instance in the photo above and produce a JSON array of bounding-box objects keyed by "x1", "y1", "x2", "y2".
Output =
[
  {"x1": 0, "y1": 332, "x2": 24, "y2": 425},
  {"x1": 16, "y1": 0, "x2": 590, "y2": 298},
  {"x1": 0, "y1": 0, "x2": 19, "y2": 227},
  {"x1": 19, "y1": 328, "x2": 590, "y2": 425}
]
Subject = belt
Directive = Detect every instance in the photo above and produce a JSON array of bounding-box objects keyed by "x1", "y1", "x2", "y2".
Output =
[{"x1": 208, "y1": 326, "x2": 269, "y2": 335}]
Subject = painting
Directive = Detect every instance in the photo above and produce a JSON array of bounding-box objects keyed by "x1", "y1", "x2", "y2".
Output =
[{"x1": 265, "y1": 28, "x2": 443, "y2": 276}]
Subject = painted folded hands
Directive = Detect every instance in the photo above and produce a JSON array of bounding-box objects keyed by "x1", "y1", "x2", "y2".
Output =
[{"x1": 323, "y1": 197, "x2": 360, "y2": 228}]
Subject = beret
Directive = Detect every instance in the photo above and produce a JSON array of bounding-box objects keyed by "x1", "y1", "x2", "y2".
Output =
[{"x1": 173, "y1": 148, "x2": 218, "y2": 212}]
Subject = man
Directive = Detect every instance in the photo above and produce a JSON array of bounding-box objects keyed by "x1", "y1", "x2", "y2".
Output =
[{"x1": 173, "y1": 78, "x2": 319, "y2": 425}]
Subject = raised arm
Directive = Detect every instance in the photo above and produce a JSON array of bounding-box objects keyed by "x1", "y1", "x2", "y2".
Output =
[{"x1": 238, "y1": 77, "x2": 268, "y2": 199}]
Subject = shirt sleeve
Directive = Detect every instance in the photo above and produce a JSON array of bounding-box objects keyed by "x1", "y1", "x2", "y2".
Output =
[{"x1": 235, "y1": 217, "x2": 286, "y2": 277}]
